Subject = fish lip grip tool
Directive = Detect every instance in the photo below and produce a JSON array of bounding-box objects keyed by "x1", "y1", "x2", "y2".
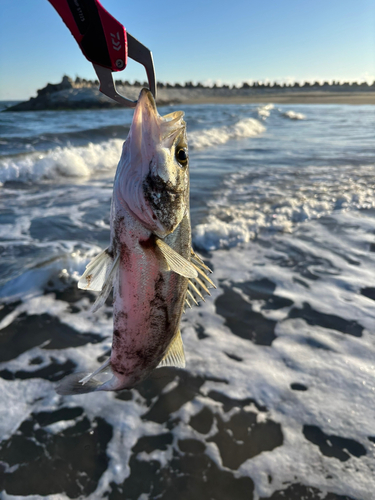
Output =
[{"x1": 48, "y1": 0, "x2": 157, "y2": 107}]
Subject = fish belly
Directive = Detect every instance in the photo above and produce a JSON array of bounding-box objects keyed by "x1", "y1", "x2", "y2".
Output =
[{"x1": 109, "y1": 210, "x2": 188, "y2": 388}]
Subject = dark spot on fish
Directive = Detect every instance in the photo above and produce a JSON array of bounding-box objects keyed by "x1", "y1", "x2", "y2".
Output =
[
  {"x1": 113, "y1": 330, "x2": 120, "y2": 337},
  {"x1": 85, "y1": 274, "x2": 93, "y2": 288},
  {"x1": 120, "y1": 243, "x2": 131, "y2": 267},
  {"x1": 106, "y1": 249, "x2": 114, "y2": 259},
  {"x1": 139, "y1": 234, "x2": 156, "y2": 250},
  {"x1": 143, "y1": 172, "x2": 185, "y2": 233}
]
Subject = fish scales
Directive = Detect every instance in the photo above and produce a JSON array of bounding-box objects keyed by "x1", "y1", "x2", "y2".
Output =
[
  {"x1": 57, "y1": 89, "x2": 214, "y2": 396},
  {"x1": 110, "y1": 211, "x2": 190, "y2": 386}
]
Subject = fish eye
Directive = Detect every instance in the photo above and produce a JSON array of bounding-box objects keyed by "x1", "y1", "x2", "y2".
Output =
[{"x1": 176, "y1": 148, "x2": 188, "y2": 166}]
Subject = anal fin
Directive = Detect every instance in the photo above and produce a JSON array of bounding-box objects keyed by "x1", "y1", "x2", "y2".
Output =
[{"x1": 158, "y1": 330, "x2": 185, "y2": 368}]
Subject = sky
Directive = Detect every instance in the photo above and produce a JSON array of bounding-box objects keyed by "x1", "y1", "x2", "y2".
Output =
[{"x1": 0, "y1": 0, "x2": 374, "y2": 100}]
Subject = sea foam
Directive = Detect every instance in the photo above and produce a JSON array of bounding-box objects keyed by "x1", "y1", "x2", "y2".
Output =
[
  {"x1": 0, "y1": 139, "x2": 124, "y2": 184},
  {"x1": 193, "y1": 164, "x2": 375, "y2": 251},
  {"x1": 188, "y1": 118, "x2": 265, "y2": 149},
  {"x1": 282, "y1": 110, "x2": 306, "y2": 120}
]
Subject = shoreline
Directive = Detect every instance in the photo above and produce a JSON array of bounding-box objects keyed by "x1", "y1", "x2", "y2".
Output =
[
  {"x1": 3, "y1": 76, "x2": 375, "y2": 111},
  {"x1": 181, "y1": 92, "x2": 375, "y2": 105}
]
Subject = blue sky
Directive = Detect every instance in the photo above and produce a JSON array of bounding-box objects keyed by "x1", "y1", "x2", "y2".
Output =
[{"x1": 0, "y1": 0, "x2": 374, "y2": 100}]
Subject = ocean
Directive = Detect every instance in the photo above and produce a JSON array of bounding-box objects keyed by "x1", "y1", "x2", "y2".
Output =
[{"x1": 0, "y1": 101, "x2": 374, "y2": 499}]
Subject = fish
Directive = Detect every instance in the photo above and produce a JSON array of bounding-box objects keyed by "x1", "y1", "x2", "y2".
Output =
[{"x1": 57, "y1": 88, "x2": 215, "y2": 395}]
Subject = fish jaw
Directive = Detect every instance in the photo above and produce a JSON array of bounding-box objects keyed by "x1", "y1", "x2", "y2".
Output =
[{"x1": 114, "y1": 88, "x2": 189, "y2": 238}]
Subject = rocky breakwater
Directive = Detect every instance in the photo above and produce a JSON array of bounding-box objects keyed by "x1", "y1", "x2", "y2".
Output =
[
  {"x1": 4, "y1": 76, "x2": 375, "y2": 111},
  {"x1": 4, "y1": 76, "x2": 163, "y2": 111}
]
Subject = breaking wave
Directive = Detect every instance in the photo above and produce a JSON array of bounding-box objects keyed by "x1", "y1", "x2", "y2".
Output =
[
  {"x1": 0, "y1": 139, "x2": 123, "y2": 184},
  {"x1": 0, "y1": 118, "x2": 266, "y2": 184},
  {"x1": 282, "y1": 110, "x2": 306, "y2": 120},
  {"x1": 188, "y1": 118, "x2": 265, "y2": 149}
]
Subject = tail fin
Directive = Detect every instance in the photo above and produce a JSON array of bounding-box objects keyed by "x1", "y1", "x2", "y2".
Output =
[{"x1": 56, "y1": 373, "x2": 103, "y2": 395}]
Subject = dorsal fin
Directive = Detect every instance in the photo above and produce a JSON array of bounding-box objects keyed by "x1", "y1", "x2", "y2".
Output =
[{"x1": 158, "y1": 330, "x2": 185, "y2": 368}]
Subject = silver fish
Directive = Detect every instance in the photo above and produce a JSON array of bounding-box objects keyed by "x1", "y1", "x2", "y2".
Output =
[{"x1": 57, "y1": 89, "x2": 215, "y2": 395}]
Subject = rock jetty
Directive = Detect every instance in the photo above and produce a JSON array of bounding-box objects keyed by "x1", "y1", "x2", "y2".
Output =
[{"x1": 4, "y1": 76, "x2": 375, "y2": 111}]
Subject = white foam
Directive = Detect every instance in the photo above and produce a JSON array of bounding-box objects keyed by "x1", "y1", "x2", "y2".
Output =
[
  {"x1": 257, "y1": 103, "x2": 274, "y2": 119},
  {"x1": 188, "y1": 118, "x2": 265, "y2": 149},
  {"x1": 0, "y1": 139, "x2": 123, "y2": 184},
  {"x1": 193, "y1": 215, "x2": 254, "y2": 251},
  {"x1": 1, "y1": 210, "x2": 375, "y2": 499},
  {"x1": 193, "y1": 164, "x2": 375, "y2": 250},
  {"x1": 282, "y1": 110, "x2": 306, "y2": 120}
]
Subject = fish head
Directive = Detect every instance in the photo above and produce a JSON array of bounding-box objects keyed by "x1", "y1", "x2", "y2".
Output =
[{"x1": 115, "y1": 88, "x2": 189, "y2": 237}]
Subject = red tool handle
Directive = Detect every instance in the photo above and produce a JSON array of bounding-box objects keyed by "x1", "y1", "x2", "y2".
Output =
[{"x1": 48, "y1": 0, "x2": 128, "y2": 71}]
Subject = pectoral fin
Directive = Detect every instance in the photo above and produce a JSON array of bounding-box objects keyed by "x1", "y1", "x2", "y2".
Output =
[
  {"x1": 155, "y1": 238, "x2": 198, "y2": 279},
  {"x1": 78, "y1": 247, "x2": 119, "y2": 312},
  {"x1": 91, "y1": 254, "x2": 120, "y2": 313},
  {"x1": 78, "y1": 248, "x2": 113, "y2": 291},
  {"x1": 158, "y1": 330, "x2": 186, "y2": 368}
]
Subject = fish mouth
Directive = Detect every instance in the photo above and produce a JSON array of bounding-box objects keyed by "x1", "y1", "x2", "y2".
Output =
[{"x1": 137, "y1": 88, "x2": 158, "y2": 115}]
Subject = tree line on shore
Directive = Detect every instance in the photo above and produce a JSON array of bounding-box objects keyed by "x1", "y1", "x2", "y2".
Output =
[
  {"x1": 37, "y1": 75, "x2": 375, "y2": 97},
  {"x1": 80, "y1": 77, "x2": 375, "y2": 89}
]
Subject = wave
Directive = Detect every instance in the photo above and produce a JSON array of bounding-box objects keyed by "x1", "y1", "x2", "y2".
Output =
[
  {"x1": 0, "y1": 139, "x2": 123, "y2": 184},
  {"x1": 282, "y1": 110, "x2": 306, "y2": 120},
  {"x1": 188, "y1": 118, "x2": 265, "y2": 149},
  {"x1": 0, "y1": 118, "x2": 265, "y2": 184},
  {"x1": 0, "y1": 124, "x2": 130, "y2": 148},
  {"x1": 257, "y1": 104, "x2": 274, "y2": 119}
]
